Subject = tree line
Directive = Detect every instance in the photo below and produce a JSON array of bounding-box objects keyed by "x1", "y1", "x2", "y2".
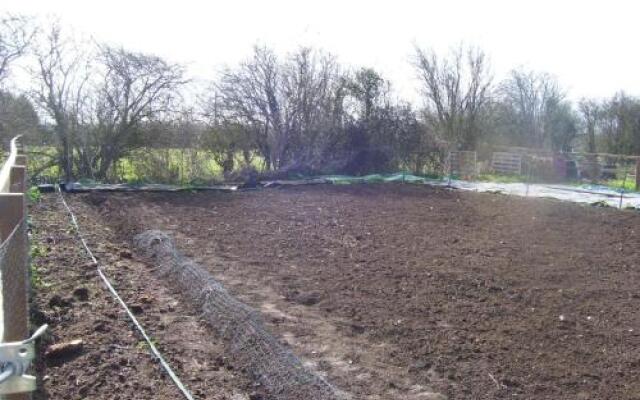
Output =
[{"x1": 2, "y1": 16, "x2": 640, "y2": 182}]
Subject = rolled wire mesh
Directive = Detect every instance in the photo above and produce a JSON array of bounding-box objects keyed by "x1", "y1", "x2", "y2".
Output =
[{"x1": 133, "y1": 230, "x2": 341, "y2": 400}]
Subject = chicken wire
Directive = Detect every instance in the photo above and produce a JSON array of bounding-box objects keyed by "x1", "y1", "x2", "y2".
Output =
[
  {"x1": 0, "y1": 218, "x2": 28, "y2": 343},
  {"x1": 133, "y1": 230, "x2": 341, "y2": 400}
]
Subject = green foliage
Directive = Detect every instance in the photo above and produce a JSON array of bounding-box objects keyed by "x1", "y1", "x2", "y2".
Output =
[
  {"x1": 66, "y1": 222, "x2": 77, "y2": 235},
  {"x1": 113, "y1": 148, "x2": 263, "y2": 184},
  {"x1": 30, "y1": 243, "x2": 49, "y2": 289},
  {"x1": 27, "y1": 146, "x2": 60, "y2": 182},
  {"x1": 27, "y1": 144, "x2": 270, "y2": 184},
  {"x1": 604, "y1": 177, "x2": 636, "y2": 192},
  {"x1": 27, "y1": 186, "x2": 41, "y2": 203},
  {"x1": 201, "y1": 123, "x2": 256, "y2": 174},
  {"x1": 136, "y1": 338, "x2": 158, "y2": 350},
  {"x1": 30, "y1": 243, "x2": 47, "y2": 258}
]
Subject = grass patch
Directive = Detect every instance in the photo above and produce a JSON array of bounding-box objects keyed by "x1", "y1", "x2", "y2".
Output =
[
  {"x1": 604, "y1": 178, "x2": 637, "y2": 192},
  {"x1": 27, "y1": 186, "x2": 42, "y2": 203},
  {"x1": 30, "y1": 243, "x2": 50, "y2": 289},
  {"x1": 136, "y1": 338, "x2": 158, "y2": 350},
  {"x1": 28, "y1": 146, "x2": 266, "y2": 184}
]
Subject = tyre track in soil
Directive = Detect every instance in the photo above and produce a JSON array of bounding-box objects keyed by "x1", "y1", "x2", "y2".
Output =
[{"x1": 31, "y1": 193, "x2": 254, "y2": 400}]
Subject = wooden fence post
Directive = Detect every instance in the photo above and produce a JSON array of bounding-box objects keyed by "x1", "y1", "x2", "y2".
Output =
[
  {"x1": 9, "y1": 167, "x2": 26, "y2": 196},
  {"x1": 1, "y1": 153, "x2": 29, "y2": 400},
  {"x1": 14, "y1": 156, "x2": 26, "y2": 168},
  {"x1": 0, "y1": 194, "x2": 24, "y2": 242}
]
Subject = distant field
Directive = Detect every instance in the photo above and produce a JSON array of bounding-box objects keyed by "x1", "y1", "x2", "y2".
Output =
[{"x1": 27, "y1": 146, "x2": 264, "y2": 184}]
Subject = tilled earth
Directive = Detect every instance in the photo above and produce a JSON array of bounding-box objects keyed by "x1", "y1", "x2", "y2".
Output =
[
  {"x1": 34, "y1": 183, "x2": 640, "y2": 399},
  {"x1": 30, "y1": 194, "x2": 255, "y2": 399}
]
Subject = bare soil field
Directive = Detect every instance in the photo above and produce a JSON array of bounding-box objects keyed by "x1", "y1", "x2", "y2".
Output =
[
  {"x1": 30, "y1": 195, "x2": 256, "y2": 399},
  {"x1": 34, "y1": 183, "x2": 640, "y2": 399}
]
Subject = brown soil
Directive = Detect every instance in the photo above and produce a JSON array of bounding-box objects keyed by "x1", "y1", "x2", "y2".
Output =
[
  {"x1": 30, "y1": 194, "x2": 255, "y2": 399},
  {"x1": 34, "y1": 183, "x2": 640, "y2": 399}
]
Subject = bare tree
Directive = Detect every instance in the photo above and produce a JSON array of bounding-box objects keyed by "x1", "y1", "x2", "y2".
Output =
[
  {"x1": 31, "y1": 23, "x2": 90, "y2": 181},
  {"x1": 413, "y1": 45, "x2": 492, "y2": 149},
  {"x1": 578, "y1": 99, "x2": 601, "y2": 153},
  {"x1": 347, "y1": 68, "x2": 389, "y2": 121},
  {"x1": 281, "y1": 47, "x2": 343, "y2": 167},
  {"x1": 498, "y1": 69, "x2": 568, "y2": 148},
  {"x1": 545, "y1": 97, "x2": 577, "y2": 151},
  {"x1": 214, "y1": 46, "x2": 441, "y2": 175},
  {"x1": 216, "y1": 46, "x2": 344, "y2": 170},
  {"x1": 31, "y1": 23, "x2": 186, "y2": 181},
  {"x1": 0, "y1": 14, "x2": 34, "y2": 85},
  {"x1": 216, "y1": 46, "x2": 280, "y2": 168},
  {"x1": 91, "y1": 45, "x2": 186, "y2": 178},
  {"x1": 599, "y1": 92, "x2": 640, "y2": 155},
  {"x1": 0, "y1": 91, "x2": 39, "y2": 143}
]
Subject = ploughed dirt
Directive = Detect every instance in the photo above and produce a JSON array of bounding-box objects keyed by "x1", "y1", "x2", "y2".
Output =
[
  {"x1": 70, "y1": 183, "x2": 640, "y2": 399},
  {"x1": 30, "y1": 194, "x2": 256, "y2": 399}
]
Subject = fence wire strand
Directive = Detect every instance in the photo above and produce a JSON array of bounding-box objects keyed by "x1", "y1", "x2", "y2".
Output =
[{"x1": 55, "y1": 186, "x2": 196, "y2": 400}]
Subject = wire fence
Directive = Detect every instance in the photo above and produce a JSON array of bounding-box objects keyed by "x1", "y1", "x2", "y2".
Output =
[
  {"x1": 0, "y1": 136, "x2": 32, "y2": 398},
  {"x1": 0, "y1": 220, "x2": 28, "y2": 344},
  {"x1": 445, "y1": 146, "x2": 640, "y2": 192}
]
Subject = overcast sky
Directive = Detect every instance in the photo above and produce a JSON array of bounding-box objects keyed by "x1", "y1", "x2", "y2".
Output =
[{"x1": 2, "y1": 0, "x2": 639, "y2": 102}]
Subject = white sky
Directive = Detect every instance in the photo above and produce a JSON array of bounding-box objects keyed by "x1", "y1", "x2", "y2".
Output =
[{"x1": 2, "y1": 0, "x2": 640, "y2": 102}]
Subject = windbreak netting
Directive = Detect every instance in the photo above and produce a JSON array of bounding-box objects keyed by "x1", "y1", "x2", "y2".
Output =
[{"x1": 133, "y1": 230, "x2": 341, "y2": 400}]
